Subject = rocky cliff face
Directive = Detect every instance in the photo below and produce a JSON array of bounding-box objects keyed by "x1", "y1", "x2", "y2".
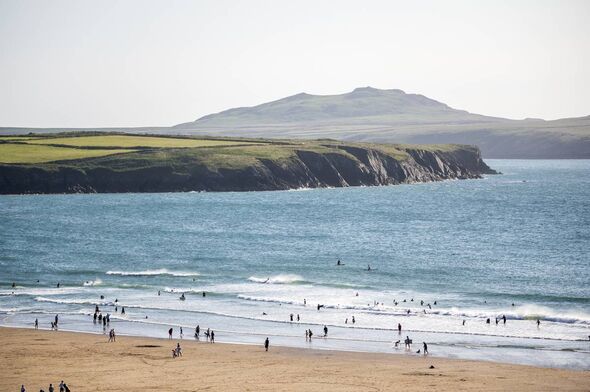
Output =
[{"x1": 0, "y1": 145, "x2": 496, "y2": 194}]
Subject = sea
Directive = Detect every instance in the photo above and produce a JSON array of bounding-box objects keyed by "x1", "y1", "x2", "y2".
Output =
[{"x1": 0, "y1": 159, "x2": 588, "y2": 369}]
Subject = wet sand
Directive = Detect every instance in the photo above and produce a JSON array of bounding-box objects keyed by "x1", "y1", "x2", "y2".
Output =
[{"x1": 1, "y1": 327, "x2": 588, "y2": 391}]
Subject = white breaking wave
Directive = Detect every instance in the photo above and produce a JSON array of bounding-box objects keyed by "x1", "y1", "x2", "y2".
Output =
[
  {"x1": 248, "y1": 274, "x2": 304, "y2": 284},
  {"x1": 34, "y1": 296, "x2": 114, "y2": 306},
  {"x1": 83, "y1": 278, "x2": 103, "y2": 286},
  {"x1": 106, "y1": 269, "x2": 200, "y2": 277}
]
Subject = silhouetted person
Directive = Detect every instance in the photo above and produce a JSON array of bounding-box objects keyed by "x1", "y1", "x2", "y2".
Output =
[
  {"x1": 168, "y1": 328, "x2": 173, "y2": 339},
  {"x1": 264, "y1": 337, "x2": 269, "y2": 351}
]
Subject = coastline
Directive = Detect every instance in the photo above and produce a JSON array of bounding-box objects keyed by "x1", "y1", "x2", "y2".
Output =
[{"x1": 1, "y1": 327, "x2": 588, "y2": 392}]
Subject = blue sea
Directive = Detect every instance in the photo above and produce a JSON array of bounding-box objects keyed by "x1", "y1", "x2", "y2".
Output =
[{"x1": 1, "y1": 160, "x2": 589, "y2": 369}]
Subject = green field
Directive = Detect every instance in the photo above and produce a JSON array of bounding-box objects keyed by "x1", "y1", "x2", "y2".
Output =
[
  {"x1": 26, "y1": 135, "x2": 255, "y2": 149},
  {"x1": 0, "y1": 143, "x2": 136, "y2": 164},
  {"x1": 0, "y1": 132, "x2": 467, "y2": 168}
]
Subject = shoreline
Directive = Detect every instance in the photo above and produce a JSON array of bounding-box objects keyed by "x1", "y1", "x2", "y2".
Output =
[{"x1": 1, "y1": 327, "x2": 588, "y2": 392}]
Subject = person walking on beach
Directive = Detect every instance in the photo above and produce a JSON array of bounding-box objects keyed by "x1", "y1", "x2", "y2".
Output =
[
  {"x1": 205, "y1": 328, "x2": 210, "y2": 341},
  {"x1": 21, "y1": 385, "x2": 25, "y2": 392},
  {"x1": 404, "y1": 336, "x2": 412, "y2": 350},
  {"x1": 48, "y1": 384, "x2": 54, "y2": 392},
  {"x1": 352, "y1": 316, "x2": 355, "y2": 324},
  {"x1": 264, "y1": 337, "x2": 269, "y2": 351},
  {"x1": 168, "y1": 328, "x2": 173, "y2": 339},
  {"x1": 308, "y1": 329, "x2": 313, "y2": 340},
  {"x1": 59, "y1": 381, "x2": 64, "y2": 392},
  {"x1": 398, "y1": 323, "x2": 402, "y2": 334},
  {"x1": 210, "y1": 330, "x2": 215, "y2": 343},
  {"x1": 423, "y1": 342, "x2": 428, "y2": 355},
  {"x1": 323, "y1": 325, "x2": 328, "y2": 337},
  {"x1": 305, "y1": 329, "x2": 309, "y2": 341},
  {"x1": 54, "y1": 314, "x2": 59, "y2": 326},
  {"x1": 503, "y1": 315, "x2": 507, "y2": 324},
  {"x1": 34, "y1": 318, "x2": 38, "y2": 329},
  {"x1": 195, "y1": 325, "x2": 200, "y2": 340},
  {"x1": 537, "y1": 319, "x2": 541, "y2": 327},
  {"x1": 297, "y1": 314, "x2": 300, "y2": 322},
  {"x1": 180, "y1": 327, "x2": 184, "y2": 338}
]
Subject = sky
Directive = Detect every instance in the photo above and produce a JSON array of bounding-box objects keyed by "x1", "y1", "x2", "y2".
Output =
[{"x1": 0, "y1": 0, "x2": 588, "y2": 128}]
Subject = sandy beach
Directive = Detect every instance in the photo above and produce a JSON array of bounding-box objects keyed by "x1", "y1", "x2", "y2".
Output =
[{"x1": 1, "y1": 327, "x2": 588, "y2": 392}]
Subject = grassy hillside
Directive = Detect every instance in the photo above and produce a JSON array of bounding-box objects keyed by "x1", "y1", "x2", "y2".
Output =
[{"x1": 171, "y1": 88, "x2": 590, "y2": 159}]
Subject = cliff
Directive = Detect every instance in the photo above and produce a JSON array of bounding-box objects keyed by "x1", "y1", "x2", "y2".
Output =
[{"x1": 0, "y1": 134, "x2": 496, "y2": 194}]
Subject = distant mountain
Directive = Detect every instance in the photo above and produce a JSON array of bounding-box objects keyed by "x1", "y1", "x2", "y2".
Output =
[
  {"x1": 2, "y1": 87, "x2": 588, "y2": 158},
  {"x1": 174, "y1": 87, "x2": 590, "y2": 159}
]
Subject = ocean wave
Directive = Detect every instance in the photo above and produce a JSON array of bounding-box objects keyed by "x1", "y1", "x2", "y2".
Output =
[
  {"x1": 106, "y1": 269, "x2": 200, "y2": 277},
  {"x1": 34, "y1": 296, "x2": 114, "y2": 306},
  {"x1": 83, "y1": 278, "x2": 103, "y2": 286},
  {"x1": 248, "y1": 274, "x2": 305, "y2": 284}
]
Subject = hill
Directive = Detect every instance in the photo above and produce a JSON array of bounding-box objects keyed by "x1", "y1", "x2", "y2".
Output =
[{"x1": 173, "y1": 87, "x2": 590, "y2": 159}]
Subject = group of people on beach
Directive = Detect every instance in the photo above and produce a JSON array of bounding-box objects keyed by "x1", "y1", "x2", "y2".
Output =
[{"x1": 21, "y1": 380, "x2": 70, "y2": 392}]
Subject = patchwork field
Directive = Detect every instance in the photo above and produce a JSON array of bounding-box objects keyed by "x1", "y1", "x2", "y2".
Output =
[
  {"x1": 0, "y1": 134, "x2": 266, "y2": 164},
  {"x1": 0, "y1": 143, "x2": 136, "y2": 164},
  {"x1": 24, "y1": 135, "x2": 255, "y2": 148}
]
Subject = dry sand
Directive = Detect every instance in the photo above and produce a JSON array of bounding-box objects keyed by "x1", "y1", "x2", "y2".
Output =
[{"x1": 1, "y1": 327, "x2": 588, "y2": 391}]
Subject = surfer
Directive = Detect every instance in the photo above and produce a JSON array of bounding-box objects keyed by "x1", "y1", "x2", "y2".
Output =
[
  {"x1": 367, "y1": 264, "x2": 371, "y2": 271},
  {"x1": 180, "y1": 293, "x2": 186, "y2": 301},
  {"x1": 503, "y1": 315, "x2": 506, "y2": 324},
  {"x1": 263, "y1": 278, "x2": 269, "y2": 283}
]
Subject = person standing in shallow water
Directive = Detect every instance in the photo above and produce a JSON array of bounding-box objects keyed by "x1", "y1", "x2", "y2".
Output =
[
  {"x1": 168, "y1": 328, "x2": 173, "y2": 339},
  {"x1": 264, "y1": 337, "x2": 269, "y2": 351},
  {"x1": 423, "y1": 342, "x2": 428, "y2": 355}
]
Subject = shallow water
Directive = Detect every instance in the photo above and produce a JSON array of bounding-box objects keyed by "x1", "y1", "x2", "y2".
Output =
[{"x1": 0, "y1": 159, "x2": 589, "y2": 369}]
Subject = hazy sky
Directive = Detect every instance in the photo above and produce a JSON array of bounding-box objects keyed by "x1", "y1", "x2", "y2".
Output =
[{"x1": 0, "y1": 0, "x2": 588, "y2": 127}]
